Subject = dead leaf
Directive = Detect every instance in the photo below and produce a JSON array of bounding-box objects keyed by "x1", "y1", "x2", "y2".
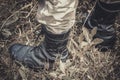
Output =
[
  {"x1": 92, "y1": 38, "x2": 103, "y2": 45},
  {"x1": 80, "y1": 41, "x2": 88, "y2": 48},
  {"x1": 65, "y1": 60, "x2": 72, "y2": 67},
  {"x1": 87, "y1": 75, "x2": 94, "y2": 80},
  {"x1": 18, "y1": 66, "x2": 27, "y2": 80},
  {"x1": 1, "y1": 29, "x2": 12, "y2": 38},
  {"x1": 58, "y1": 74, "x2": 66, "y2": 79},
  {"x1": 91, "y1": 27, "x2": 97, "y2": 38},
  {"x1": 62, "y1": 76, "x2": 72, "y2": 80},
  {"x1": 71, "y1": 38, "x2": 79, "y2": 50},
  {"x1": 49, "y1": 72, "x2": 58, "y2": 78},
  {"x1": 59, "y1": 60, "x2": 66, "y2": 74},
  {"x1": 79, "y1": 33, "x2": 84, "y2": 43},
  {"x1": 82, "y1": 27, "x2": 91, "y2": 43}
]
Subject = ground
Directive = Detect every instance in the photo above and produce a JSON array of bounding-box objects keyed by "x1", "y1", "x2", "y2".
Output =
[{"x1": 0, "y1": 0, "x2": 120, "y2": 80}]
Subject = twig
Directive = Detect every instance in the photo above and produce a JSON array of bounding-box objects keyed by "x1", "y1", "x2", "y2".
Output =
[
  {"x1": 81, "y1": 0, "x2": 97, "y2": 28},
  {"x1": 26, "y1": 2, "x2": 37, "y2": 18}
]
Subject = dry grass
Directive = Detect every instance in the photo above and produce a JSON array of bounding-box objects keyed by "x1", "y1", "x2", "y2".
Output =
[{"x1": 0, "y1": 0, "x2": 120, "y2": 80}]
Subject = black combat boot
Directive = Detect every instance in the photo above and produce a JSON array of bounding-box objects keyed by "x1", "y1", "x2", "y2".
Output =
[
  {"x1": 85, "y1": 0, "x2": 120, "y2": 51},
  {"x1": 9, "y1": 26, "x2": 70, "y2": 69}
]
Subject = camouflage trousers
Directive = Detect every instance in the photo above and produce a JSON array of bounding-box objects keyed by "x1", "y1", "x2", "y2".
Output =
[
  {"x1": 36, "y1": 0, "x2": 78, "y2": 34},
  {"x1": 36, "y1": 0, "x2": 120, "y2": 34}
]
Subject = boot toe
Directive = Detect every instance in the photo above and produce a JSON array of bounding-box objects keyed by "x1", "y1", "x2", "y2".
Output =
[{"x1": 9, "y1": 44, "x2": 24, "y2": 60}]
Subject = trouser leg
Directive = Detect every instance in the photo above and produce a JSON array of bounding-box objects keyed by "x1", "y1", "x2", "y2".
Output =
[{"x1": 36, "y1": 0, "x2": 78, "y2": 34}]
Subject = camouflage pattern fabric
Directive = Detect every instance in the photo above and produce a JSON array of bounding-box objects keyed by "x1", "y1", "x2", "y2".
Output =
[
  {"x1": 36, "y1": 0, "x2": 120, "y2": 34},
  {"x1": 36, "y1": 0, "x2": 78, "y2": 34}
]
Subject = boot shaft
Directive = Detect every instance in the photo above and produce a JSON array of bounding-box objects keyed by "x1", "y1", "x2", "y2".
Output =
[
  {"x1": 91, "y1": 0, "x2": 119, "y2": 25},
  {"x1": 85, "y1": 0, "x2": 119, "y2": 51},
  {"x1": 42, "y1": 25, "x2": 70, "y2": 51}
]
